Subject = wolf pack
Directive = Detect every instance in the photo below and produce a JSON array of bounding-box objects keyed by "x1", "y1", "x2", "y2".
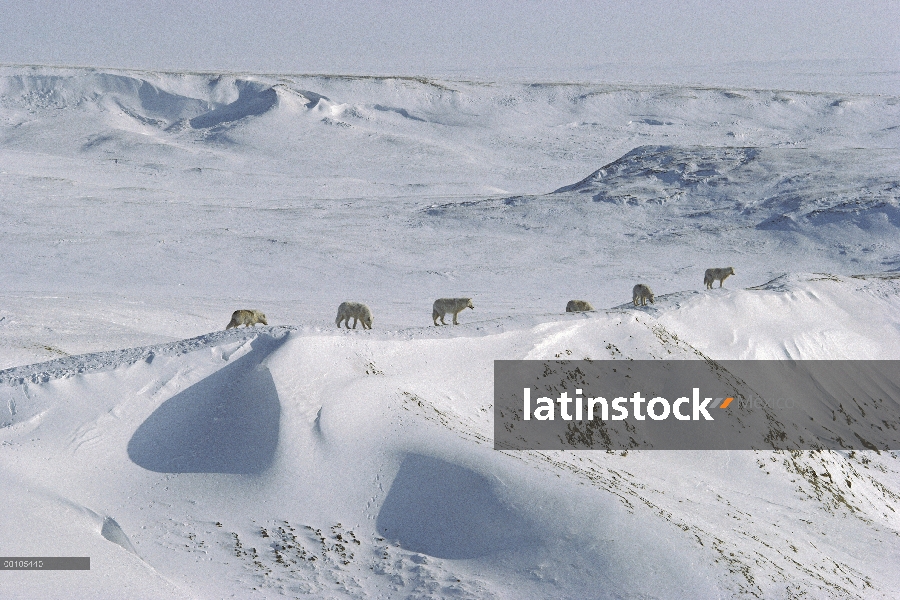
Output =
[{"x1": 224, "y1": 267, "x2": 735, "y2": 330}]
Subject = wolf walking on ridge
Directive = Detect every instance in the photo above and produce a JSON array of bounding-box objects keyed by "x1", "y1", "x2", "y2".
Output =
[
  {"x1": 225, "y1": 309, "x2": 267, "y2": 329},
  {"x1": 566, "y1": 300, "x2": 594, "y2": 312},
  {"x1": 704, "y1": 267, "x2": 735, "y2": 289},
  {"x1": 432, "y1": 298, "x2": 474, "y2": 326},
  {"x1": 632, "y1": 284, "x2": 654, "y2": 306},
  {"x1": 335, "y1": 301, "x2": 373, "y2": 330}
]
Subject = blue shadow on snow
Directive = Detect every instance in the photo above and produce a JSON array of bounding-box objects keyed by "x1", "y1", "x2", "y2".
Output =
[
  {"x1": 376, "y1": 454, "x2": 537, "y2": 559},
  {"x1": 127, "y1": 335, "x2": 284, "y2": 474}
]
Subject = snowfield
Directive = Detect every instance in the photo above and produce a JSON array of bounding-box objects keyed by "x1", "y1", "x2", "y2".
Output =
[{"x1": 0, "y1": 66, "x2": 899, "y2": 598}]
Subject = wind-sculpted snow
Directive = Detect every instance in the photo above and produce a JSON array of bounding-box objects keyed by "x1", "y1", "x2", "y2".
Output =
[
  {"x1": 0, "y1": 70, "x2": 212, "y2": 121},
  {"x1": 2, "y1": 64, "x2": 900, "y2": 598},
  {"x1": 376, "y1": 454, "x2": 539, "y2": 559},
  {"x1": 127, "y1": 332, "x2": 285, "y2": 474},
  {"x1": 2, "y1": 65, "x2": 899, "y2": 197},
  {"x1": 0, "y1": 276, "x2": 899, "y2": 596},
  {"x1": 188, "y1": 80, "x2": 279, "y2": 129},
  {"x1": 0, "y1": 325, "x2": 294, "y2": 386},
  {"x1": 1, "y1": 280, "x2": 899, "y2": 597}
]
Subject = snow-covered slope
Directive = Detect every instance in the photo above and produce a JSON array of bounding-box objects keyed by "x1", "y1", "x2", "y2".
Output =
[
  {"x1": 1, "y1": 65, "x2": 899, "y2": 598},
  {"x1": 2, "y1": 274, "x2": 900, "y2": 598}
]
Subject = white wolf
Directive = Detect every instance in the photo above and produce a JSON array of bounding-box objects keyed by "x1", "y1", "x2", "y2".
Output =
[
  {"x1": 566, "y1": 300, "x2": 594, "y2": 312},
  {"x1": 335, "y1": 301, "x2": 373, "y2": 330},
  {"x1": 226, "y1": 309, "x2": 267, "y2": 329},
  {"x1": 704, "y1": 267, "x2": 735, "y2": 289},
  {"x1": 433, "y1": 297, "x2": 474, "y2": 326},
  {"x1": 632, "y1": 284, "x2": 654, "y2": 306}
]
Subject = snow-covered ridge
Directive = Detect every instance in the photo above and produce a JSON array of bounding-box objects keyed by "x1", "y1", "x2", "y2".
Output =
[
  {"x1": 0, "y1": 69, "x2": 335, "y2": 130},
  {"x1": 542, "y1": 144, "x2": 900, "y2": 236},
  {"x1": 3, "y1": 272, "x2": 899, "y2": 387},
  {"x1": 2, "y1": 273, "x2": 900, "y2": 597},
  {"x1": 553, "y1": 144, "x2": 762, "y2": 196},
  {"x1": 552, "y1": 145, "x2": 900, "y2": 208},
  {"x1": 3, "y1": 66, "x2": 898, "y2": 155},
  {"x1": 0, "y1": 325, "x2": 294, "y2": 386}
]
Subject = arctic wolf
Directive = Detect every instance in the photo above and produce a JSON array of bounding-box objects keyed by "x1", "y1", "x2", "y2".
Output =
[
  {"x1": 226, "y1": 309, "x2": 267, "y2": 329},
  {"x1": 632, "y1": 284, "x2": 655, "y2": 306},
  {"x1": 566, "y1": 300, "x2": 594, "y2": 312},
  {"x1": 432, "y1": 298, "x2": 474, "y2": 325},
  {"x1": 704, "y1": 267, "x2": 735, "y2": 289},
  {"x1": 335, "y1": 301, "x2": 373, "y2": 330}
]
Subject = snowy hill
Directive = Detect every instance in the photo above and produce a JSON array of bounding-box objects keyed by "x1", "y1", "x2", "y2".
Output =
[
  {"x1": 2, "y1": 274, "x2": 900, "y2": 598},
  {"x1": 552, "y1": 145, "x2": 900, "y2": 215},
  {"x1": 1, "y1": 65, "x2": 899, "y2": 598}
]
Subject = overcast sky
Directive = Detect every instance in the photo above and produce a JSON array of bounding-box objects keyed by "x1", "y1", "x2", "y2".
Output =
[{"x1": 0, "y1": 1, "x2": 897, "y2": 78}]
